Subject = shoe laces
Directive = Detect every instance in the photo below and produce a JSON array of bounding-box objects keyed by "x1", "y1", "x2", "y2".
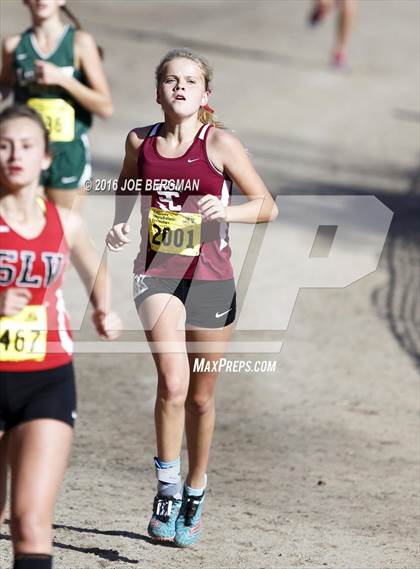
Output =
[
  {"x1": 153, "y1": 495, "x2": 175, "y2": 522},
  {"x1": 183, "y1": 494, "x2": 203, "y2": 527}
]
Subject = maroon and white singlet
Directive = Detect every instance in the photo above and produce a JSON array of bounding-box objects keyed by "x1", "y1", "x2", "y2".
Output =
[{"x1": 133, "y1": 123, "x2": 234, "y2": 281}]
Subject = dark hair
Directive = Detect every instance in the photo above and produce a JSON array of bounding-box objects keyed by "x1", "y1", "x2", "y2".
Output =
[
  {"x1": 60, "y1": 4, "x2": 82, "y2": 30},
  {"x1": 0, "y1": 104, "x2": 50, "y2": 151},
  {"x1": 60, "y1": 4, "x2": 104, "y2": 59}
]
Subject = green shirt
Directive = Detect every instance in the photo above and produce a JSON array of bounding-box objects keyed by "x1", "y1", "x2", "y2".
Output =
[{"x1": 14, "y1": 25, "x2": 92, "y2": 139}]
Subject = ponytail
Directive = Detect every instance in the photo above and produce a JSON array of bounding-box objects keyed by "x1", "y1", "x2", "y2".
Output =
[
  {"x1": 60, "y1": 4, "x2": 104, "y2": 59},
  {"x1": 198, "y1": 105, "x2": 224, "y2": 128},
  {"x1": 60, "y1": 5, "x2": 82, "y2": 30}
]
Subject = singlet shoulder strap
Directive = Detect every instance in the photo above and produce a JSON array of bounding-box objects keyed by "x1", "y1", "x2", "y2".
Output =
[
  {"x1": 19, "y1": 27, "x2": 32, "y2": 42},
  {"x1": 36, "y1": 196, "x2": 47, "y2": 215},
  {"x1": 136, "y1": 123, "x2": 162, "y2": 172},
  {"x1": 198, "y1": 123, "x2": 212, "y2": 140},
  {"x1": 147, "y1": 123, "x2": 161, "y2": 138},
  {"x1": 14, "y1": 28, "x2": 32, "y2": 55},
  {"x1": 44, "y1": 199, "x2": 66, "y2": 239}
]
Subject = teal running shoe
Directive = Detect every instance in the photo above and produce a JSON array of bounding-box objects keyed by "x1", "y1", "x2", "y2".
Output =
[
  {"x1": 147, "y1": 494, "x2": 182, "y2": 541},
  {"x1": 174, "y1": 491, "x2": 205, "y2": 547}
]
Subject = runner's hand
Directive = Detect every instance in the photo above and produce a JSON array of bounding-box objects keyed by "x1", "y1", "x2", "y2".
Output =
[
  {"x1": 106, "y1": 223, "x2": 131, "y2": 251},
  {"x1": 34, "y1": 60, "x2": 68, "y2": 86},
  {"x1": 92, "y1": 309, "x2": 123, "y2": 340},
  {"x1": 198, "y1": 194, "x2": 228, "y2": 222},
  {"x1": 0, "y1": 288, "x2": 32, "y2": 317}
]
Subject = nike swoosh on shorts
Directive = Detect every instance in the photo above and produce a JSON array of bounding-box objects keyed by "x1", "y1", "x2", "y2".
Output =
[{"x1": 215, "y1": 308, "x2": 232, "y2": 318}]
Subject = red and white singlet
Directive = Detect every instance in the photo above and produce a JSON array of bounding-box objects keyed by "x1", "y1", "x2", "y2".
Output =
[
  {"x1": 133, "y1": 123, "x2": 234, "y2": 280},
  {"x1": 0, "y1": 200, "x2": 73, "y2": 372}
]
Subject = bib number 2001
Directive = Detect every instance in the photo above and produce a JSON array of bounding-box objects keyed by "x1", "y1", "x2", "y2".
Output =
[{"x1": 148, "y1": 208, "x2": 202, "y2": 257}]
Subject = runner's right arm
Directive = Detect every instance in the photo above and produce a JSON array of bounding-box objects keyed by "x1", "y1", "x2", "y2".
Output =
[
  {"x1": 0, "y1": 36, "x2": 20, "y2": 102},
  {"x1": 34, "y1": 30, "x2": 113, "y2": 118},
  {"x1": 106, "y1": 127, "x2": 149, "y2": 252}
]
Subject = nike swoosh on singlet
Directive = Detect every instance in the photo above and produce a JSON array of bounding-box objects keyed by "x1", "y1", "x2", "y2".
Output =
[
  {"x1": 187, "y1": 158, "x2": 200, "y2": 163},
  {"x1": 0, "y1": 226, "x2": 10, "y2": 233},
  {"x1": 215, "y1": 308, "x2": 232, "y2": 318}
]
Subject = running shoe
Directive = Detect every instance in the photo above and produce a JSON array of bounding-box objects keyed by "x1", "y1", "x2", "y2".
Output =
[
  {"x1": 308, "y1": 3, "x2": 327, "y2": 26},
  {"x1": 331, "y1": 50, "x2": 348, "y2": 69},
  {"x1": 147, "y1": 494, "x2": 182, "y2": 541},
  {"x1": 174, "y1": 491, "x2": 205, "y2": 547}
]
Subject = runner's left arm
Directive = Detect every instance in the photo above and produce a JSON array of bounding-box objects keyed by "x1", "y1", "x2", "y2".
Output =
[
  {"x1": 60, "y1": 208, "x2": 121, "y2": 339},
  {"x1": 34, "y1": 31, "x2": 113, "y2": 118},
  {"x1": 200, "y1": 129, "x2": 278, "y2": 224}
]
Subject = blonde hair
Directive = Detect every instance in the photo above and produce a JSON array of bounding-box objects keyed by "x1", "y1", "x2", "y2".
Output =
[{"x1": 155, "y1": 48, "x2": 224, "y2": 128}]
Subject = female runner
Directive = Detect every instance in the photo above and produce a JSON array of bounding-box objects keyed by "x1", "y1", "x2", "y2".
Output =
[
  {"x1": 0, "y1": 104, "x2": 121, "y2": 569},
  {"x1": 0, "y1": 0, "x2": 113, "y2": 209},
  {"x1": 308, "y1": 0, "x2": 357, "y2": 68},
  {"x1": 106, "y1": 48, "x2": 278, "y2": 547}
]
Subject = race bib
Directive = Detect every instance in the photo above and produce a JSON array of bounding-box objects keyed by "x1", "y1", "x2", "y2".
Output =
[
  {"x1": 148, "y1": 208, "x2": 202, "y2": 257},
  {"x1": 0, "y1": 305, "x2": 47, "y2": 362},
  {"x1": 27, "y1": 98, "x2": 75, "y2": 142}
]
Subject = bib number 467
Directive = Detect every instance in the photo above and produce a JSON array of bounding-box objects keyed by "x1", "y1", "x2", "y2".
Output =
[{"x1": 0, "y1": 305, "x2": 47, "y2": 362}]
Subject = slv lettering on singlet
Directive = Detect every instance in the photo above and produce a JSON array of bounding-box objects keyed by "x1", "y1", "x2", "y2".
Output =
[
  {"x1": 0, "y1": 250, "x2": 65, "y2": 288},
  {"x1": 236, "y1": 196, "x2": 393, "y2": 330}
]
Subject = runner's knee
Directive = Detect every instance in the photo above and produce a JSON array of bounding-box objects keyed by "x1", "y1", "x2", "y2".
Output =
[
  {"x1": 185, "y1": 392, "x2": 215, "y2": 416},
  {"x1": 157, "y1": 373, "x2": 189, "y2": 406}
]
